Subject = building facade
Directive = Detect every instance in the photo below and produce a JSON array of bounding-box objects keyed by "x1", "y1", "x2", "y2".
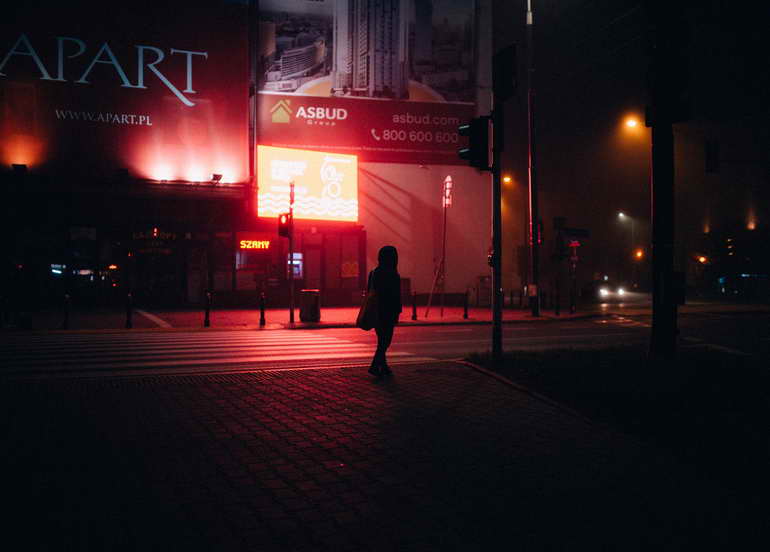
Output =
[{"x1": 2, "y1": 0, "x2": 497, "y2": 312}]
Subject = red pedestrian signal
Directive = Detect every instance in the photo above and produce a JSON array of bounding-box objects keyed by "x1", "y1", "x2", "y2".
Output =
[{"x1": 278, "y1": 212, "x2": 292, "y2": 237}]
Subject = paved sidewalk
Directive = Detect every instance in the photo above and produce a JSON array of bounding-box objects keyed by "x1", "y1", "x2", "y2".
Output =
[{"x1": 1, "y1": 361, "x2": 747, "y2": 551}]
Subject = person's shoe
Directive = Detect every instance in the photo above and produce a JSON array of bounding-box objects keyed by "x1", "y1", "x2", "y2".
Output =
[
  {"x1": 380, "y1": 364, "x2": 392, "y2": 376},
  {"x1": 368, "y1": 365, "x2": 382, "y2": 377}
]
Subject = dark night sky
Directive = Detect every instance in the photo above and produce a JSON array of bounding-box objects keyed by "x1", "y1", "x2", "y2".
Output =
[{"x1": 495, "y1": 0, "x2": 770, "y2": 284}]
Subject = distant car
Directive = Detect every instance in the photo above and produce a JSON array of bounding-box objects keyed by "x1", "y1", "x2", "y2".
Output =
[{"x1": 581, "y1": 279, "x2": 631, "y2": 303}]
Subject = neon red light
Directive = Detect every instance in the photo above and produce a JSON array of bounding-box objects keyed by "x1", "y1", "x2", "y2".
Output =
[
  {"x1": 257, "y1": 146, "x2": 358, "y2": 222},
  {"x1": 239, "y1": 240, "x2": 270, "y2": 250}
]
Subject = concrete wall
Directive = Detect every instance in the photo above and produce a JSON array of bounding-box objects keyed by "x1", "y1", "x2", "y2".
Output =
[{"x1": 358, "y1": 163, "x2": 491, "y2": 294}]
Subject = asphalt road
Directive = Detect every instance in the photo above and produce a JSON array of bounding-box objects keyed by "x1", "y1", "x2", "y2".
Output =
[
  {"x1": 3, "y1": 311, "x2": 768, "y2": 379},
  {"x1": 348, "y1": 310, "x2": 770, "y2": 360}
]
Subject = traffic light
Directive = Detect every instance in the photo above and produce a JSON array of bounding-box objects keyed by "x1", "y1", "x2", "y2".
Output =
[
  {"x1": 458, "y1": 116, "x2": 490, "y2": 171},
  {"x1": 278, "y1": 212, "x2": 292, "y2": 237}
]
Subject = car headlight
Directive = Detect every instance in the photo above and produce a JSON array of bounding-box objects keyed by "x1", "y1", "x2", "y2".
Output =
[
  {"x1": 599, "y1": 287, "x2": 610, "y2": 297},
  {"x1": 617, "y1": 287, "x2": 625, "y2": 296}
]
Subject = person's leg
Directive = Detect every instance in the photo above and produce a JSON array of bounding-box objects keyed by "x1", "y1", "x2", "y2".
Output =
[
  {"x1": 377, "y1": 323, "x2": 395, "y2": 374},
  {"x1": 370, "y1": 325, "x2": 386, "y2": 375}
]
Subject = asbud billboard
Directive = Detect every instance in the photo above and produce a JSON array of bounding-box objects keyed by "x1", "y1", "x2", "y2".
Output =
[
  {"x1": 0, "y1": 1, "x2": 248, "y2": 184},
  {"x1": 258, "y1": 0, "x2": 477, "y2": 164},
  {"x1": 258, "y1": 94, "x2": 474, "y2": 165},
  {"x1": 257, "y1": 145, "x2": 358, "y2": 222}
]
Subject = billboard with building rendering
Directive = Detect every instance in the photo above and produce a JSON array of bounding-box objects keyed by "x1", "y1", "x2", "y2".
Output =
[
  {"x1": 0, "y1": 0, "x2": 249, "y2": 184},
  {"x1": 257, "y1": 0, "x2": 477, "y2": 164}
]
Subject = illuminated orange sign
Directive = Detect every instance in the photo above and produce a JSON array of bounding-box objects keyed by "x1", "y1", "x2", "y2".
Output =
[
  {"x1": 239, "y1": 240, "x2": 271, "y2": 250},
  {"x1": 257, "y1": 145, "x2": 358, "y2": 222}
]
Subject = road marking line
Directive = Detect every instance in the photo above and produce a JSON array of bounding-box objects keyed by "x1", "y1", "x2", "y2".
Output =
[{"x1": 136, "y1": 310, "x2": 172, "y2": 328}]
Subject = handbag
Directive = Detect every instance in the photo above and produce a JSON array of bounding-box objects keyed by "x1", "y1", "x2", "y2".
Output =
[{"x1": 355, "y1": 289, "x2": 378, "y2": 331}]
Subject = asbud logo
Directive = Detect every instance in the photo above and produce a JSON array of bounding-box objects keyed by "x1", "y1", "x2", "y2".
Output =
[
  {"x1": 270, "y1": 99, "x2": 293, "y2": 124},
  {"x1": 296, "y1": 106, "x2": 348, "y2": 121}
]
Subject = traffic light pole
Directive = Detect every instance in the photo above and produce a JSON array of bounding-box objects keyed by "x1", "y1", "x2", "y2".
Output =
[
  {"x1": 491, "y1": 102, "x2": 503, "y2": 361},
  {"x1": 647, "y1": 0, "x2": 681, "y2": 359},
  {"x1": 526, "y1": 0, "x2": 541, "y2": 317},
  {"x1": 288, "y1": 181, "x2": 295, "y2": 325}
]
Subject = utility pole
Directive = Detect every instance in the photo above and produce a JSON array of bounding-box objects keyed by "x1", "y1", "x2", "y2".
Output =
[
  {"x1": 491, "y1": 31, "x2": 516, "y2": 360},
  {"x1": 526, "y1": 0, "x2": 541, "y2": 316},
  {"x1": 491, "y1": 100, "x2": 503, "y2": 360}
]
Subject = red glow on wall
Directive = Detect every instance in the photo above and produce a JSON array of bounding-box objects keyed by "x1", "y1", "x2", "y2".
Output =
[
  {"x1": 2, "y1": 134, "x2": 45, "y2": 167},
  {"x1": 1, "y1": 3, "x2": 248, "y2": 183}
]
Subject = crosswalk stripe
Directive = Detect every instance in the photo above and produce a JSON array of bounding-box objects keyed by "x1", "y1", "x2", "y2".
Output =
[
  {"x1": 0, "y1": 331, "x2": 419, "y2": 376},
  {"x1": 2, "y1": 351, "x2": 417, "y2": 375},
  {"x1": 4, "y1": 343, "x2": 375, "y2": 366},
  {"x1": 2, "y1": 338, "x2": 368, "y2": 354},
  {"x1": 1, "y1": 332, "x2": 338, "y2": 345}
]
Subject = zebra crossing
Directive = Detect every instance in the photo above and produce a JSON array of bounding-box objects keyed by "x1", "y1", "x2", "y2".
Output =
[{"x1": 0, "y1": 330, "x2": 434, "y2": 379}]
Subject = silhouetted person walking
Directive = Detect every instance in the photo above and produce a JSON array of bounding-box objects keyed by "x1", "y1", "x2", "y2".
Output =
[{"x1": 368, "y1": 245, "x2": 402, "y2": 377}]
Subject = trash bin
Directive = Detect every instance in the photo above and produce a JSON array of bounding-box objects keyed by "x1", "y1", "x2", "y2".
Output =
[{"x1": 299, "y1": 289, "x2": 321, "y2": 322}]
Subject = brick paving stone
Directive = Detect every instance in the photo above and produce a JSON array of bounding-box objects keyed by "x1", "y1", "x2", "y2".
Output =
[{"x1": 0, "y1": 361, "x2": 755, "y2": 551}]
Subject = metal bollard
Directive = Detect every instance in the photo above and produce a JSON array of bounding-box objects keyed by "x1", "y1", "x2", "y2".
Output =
[
  {"x1": 204, "y1": 290, "x2": 211, "y2": 327},
  {"x1": 125, "y1": 292, "x2": 133, "y2": 329},
  {"x1": 463, "y1": 290, "x2": 468, "y2": 319},
  {"x1": 411, "y1": 291, "x2": 417, "y2": 321},
  {"x1": 62, "y1": 293, "x2": 70, "y2": 330},
  {"x1": 259, "y1": 292, "x2": 266, "y2": 327}
]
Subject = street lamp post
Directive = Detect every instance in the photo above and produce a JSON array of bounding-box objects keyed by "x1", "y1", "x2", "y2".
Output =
[{"x1": 526, "y1": 0, "x2": 541, "y2": 317}]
